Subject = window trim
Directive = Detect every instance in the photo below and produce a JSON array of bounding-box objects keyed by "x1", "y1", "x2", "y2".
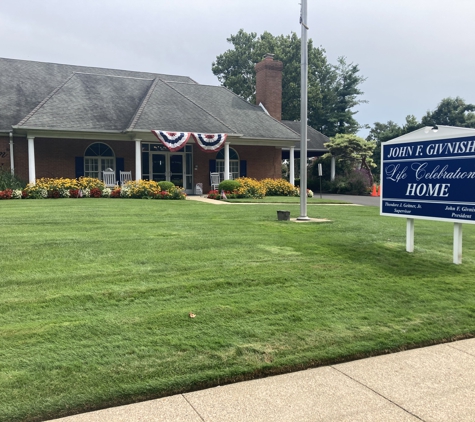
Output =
[{"x1": 84, "y1": 142, "x2": 116, "y2": 180}]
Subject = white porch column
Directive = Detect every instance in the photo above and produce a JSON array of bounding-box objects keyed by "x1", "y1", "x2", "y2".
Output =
[
  {"x1": 135, "y1": 139, "x2": 142, "y2": 180},
  {"x1": 289, "y1": 146, "x2": 295, "y2": 185},
  {"x1": 9, "y1": 132, "x2": 15, "y2": 175},
  {"x1": 331, "y1": 156, "x2": 336, "y2": 181},
  {"x1": 224, "y1": 142, "x2": 230, "y2": 180},
  {"x1": 28, "y1": 137, "x2": 36, "y2": 185}
]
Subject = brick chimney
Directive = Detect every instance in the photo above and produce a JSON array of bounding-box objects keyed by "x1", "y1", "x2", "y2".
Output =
[{"x1": 255, "y1": 53, "x2": 283, "y2": 121}]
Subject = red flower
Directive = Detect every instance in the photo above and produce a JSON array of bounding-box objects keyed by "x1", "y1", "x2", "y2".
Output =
[
  {"x1": 110, "y1": 189, "x2": 121, "y2": 198},
  {"x1": 0, "y1": 189, "x2": 13, "y2": 199},
  {"x1": 90, "y1": 187, "x2": 102, "y2": 198}
]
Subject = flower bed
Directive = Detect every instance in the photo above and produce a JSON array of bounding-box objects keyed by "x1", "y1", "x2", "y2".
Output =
[
  {"x1": 0, "y1": 177, "x2": 186, "y2": 200},
  {"x1": 207, "y1": 178, "x2": 300, "y2": 200}
]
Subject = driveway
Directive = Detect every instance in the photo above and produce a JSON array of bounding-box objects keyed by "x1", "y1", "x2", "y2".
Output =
[{"x1": 319, "y1": 193, "x2": 380, "y2": 207}]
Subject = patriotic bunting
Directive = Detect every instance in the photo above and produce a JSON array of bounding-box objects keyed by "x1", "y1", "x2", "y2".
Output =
[
  {"x1": 192, "y1": 133, "x2": 227, "y2": 153},
  {"x1": 151, "y1": 131, "x2": 228, "y2": 153},
  {"x1": 151, "y1": 130, "x2": 191, "y2": 152}
]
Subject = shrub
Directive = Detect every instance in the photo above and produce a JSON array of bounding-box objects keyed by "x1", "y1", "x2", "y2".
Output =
[
  {"x1": 261, "y1": 178, "x2": 298, "y2": 196},
  {"x1": 218, "y1": 179, "x2": 240, "y2": 192},
  {"x1": 327, "y1": 169, "x2": 370, "y2": 195},
  {"x1": 25, "y1": 187, "x2": 48, "y2": 199},
  {"x1": 166, "y1": 186, "x2": 186, "y2": 200},
  {"x1": 157, "y1": 181, "x2": 175, "y2": 192},
  {"x1": 235, "y1": 177, "x2": 266, "y2": 199},
  {"x1": 0, "y1": 168, "x2": 25, "y2": 191},
  {"x1": 346, "y1": 169, "x2": 371, "y2": 195}
]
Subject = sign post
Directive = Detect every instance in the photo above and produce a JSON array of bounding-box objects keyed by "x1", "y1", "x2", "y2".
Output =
[
  {"x1": 318, "y1": 163, "x2": 322, "y2": 199},
  {"x1": 381, "y1": 126, "x2": 475, "y2": 264},
  {"x1": 454, "y1": 223, "x2": 463, "y2": 264}
]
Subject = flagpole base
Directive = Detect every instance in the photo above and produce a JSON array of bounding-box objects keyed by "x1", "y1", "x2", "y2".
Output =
[{"x1": 297, "y1": 216, "x2": 311, "y2": 221}]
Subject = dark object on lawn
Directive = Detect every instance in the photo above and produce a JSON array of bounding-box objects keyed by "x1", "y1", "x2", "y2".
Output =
[{"x1": 277, "y1": 210, "x2": 290, "y2": 221}]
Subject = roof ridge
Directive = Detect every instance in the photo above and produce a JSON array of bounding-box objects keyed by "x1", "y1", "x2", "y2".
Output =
[
  {"x1": 0, "y1": 57, "x2": 196, "y2": 83},
  {"x1": 73, "y1": 71, "x2": 155, "y2": 81},
  {"x1": 16, "y1": 72, "x2": 77, "y2": 126},
  {"x1": 125, "y1": 78, "x2": 160, "y2": 131},
  {"x1": 163, "y1": 81, "x2": 236, "y2": 133},
  {"x1": 281, "y1": 120, "x2": 330, "y2": 139}
]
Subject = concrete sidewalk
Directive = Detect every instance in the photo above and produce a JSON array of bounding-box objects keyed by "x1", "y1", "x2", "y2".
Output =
[
  {"x1": 186, "y1": 193, "x2": 380, "y2": 207},
  {"x1": 51, "y1": 338, "x2": 475, "y2": 421}
]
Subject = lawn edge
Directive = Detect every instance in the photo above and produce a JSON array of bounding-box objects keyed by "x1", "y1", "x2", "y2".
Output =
[{"x1": 31, "y1": 333, "x2": 474, "y2": 422}]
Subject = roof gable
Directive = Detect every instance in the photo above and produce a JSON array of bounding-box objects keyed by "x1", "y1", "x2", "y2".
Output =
[
  {"x1": 132, "y1": 80, "x2": 232, "y2": 133},
  {"x1": 17, "y1": 73, "x2": 154, "y2": 131},
  {"x1": 0, "y1": 57, "x2": 195, "y2": 131}
]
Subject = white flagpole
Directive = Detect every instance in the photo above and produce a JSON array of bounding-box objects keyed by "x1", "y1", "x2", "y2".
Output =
[{"x1": 298, "y1": 0, "x2": 309, "y2": 220}]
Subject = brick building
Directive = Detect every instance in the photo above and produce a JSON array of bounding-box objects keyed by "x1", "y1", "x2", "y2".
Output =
[{"x1": 0, "y1": 56, "x2": 301, "y2": 193}]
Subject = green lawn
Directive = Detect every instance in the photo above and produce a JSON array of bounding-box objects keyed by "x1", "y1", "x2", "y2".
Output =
[{"x1": 1, "y1": 198, "x2": 474, "y2": 422}]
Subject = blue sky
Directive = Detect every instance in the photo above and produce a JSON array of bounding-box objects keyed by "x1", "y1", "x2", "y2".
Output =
[{"x1": 1, "y1": 0, "x2": 474, "y2": 138}]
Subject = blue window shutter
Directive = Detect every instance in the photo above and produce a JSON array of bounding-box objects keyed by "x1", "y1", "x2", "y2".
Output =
[
  {"x1": 75, "y1": 157, "x2": 84, "y2": 179},
  {"x1": 209, "y1": 159, "x2": 216, "y2": 173},
  {"x1": 209, "y1": 159, "x2": 216, "y2": 184},
  {"x1": 116, "y1": 158, "x2": 124, "y2": 176},
  {"x1": 240, "y1": 160, "x2": 247, "y2": 177}
]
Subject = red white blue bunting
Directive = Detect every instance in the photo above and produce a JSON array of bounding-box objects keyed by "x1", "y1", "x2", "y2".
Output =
[
  {"x1": 151, "y1": 130, "x2": 191, "y2": 151},
  {"x1": 192, "y1": 133, "x2": 227, "y2": 153}
]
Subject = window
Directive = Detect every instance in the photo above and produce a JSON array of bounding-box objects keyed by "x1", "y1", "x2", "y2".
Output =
[
  {"x1": 216, "y1": 148, "x2": 239, "y2": 180},
  {"x1": 84, "y1": 143, "x2": 115, "y2": 179}
]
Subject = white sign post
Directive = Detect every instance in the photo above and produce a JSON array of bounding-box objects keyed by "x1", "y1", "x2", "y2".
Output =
[{"x1": 454, "y1": 223, "x2": 463, "y2": 265}]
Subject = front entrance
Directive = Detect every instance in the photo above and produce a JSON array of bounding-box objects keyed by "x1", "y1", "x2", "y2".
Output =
[
  {"x1": 150, "y1": 152, "x2": 184, "y2": 186},
  {"x1": 141, "y1": 143, "x2": 193, "y2": 194}
]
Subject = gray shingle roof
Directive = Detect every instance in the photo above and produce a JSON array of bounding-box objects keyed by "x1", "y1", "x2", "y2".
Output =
[
  {"x1": 0, "y1": 57, "x2": 194, "y2": 132},
  {"x1": 167, "y1": 83, "x2": 298, "y2": 139},
  {"x1": 131, "y1": 80, "x2": 231, "y2": 134},
  {"x1": 19, "y1": 73, "x2": 154, "y2": 131},
  {"x1": 281, "y1": 120, "x2": 329, "y2": 151},
  {"x1": 1, "y1": 57, "x2": 299, "y2": 142}
]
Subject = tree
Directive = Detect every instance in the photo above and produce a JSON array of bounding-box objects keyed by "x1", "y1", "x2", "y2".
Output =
[
  {"x1": 212, "y1": 29, "x2": 366, "y2": 137},
  {"x1": 366, "y1": 115, "x2": 423, "y2": 177},
  {"x1": 421, "y1": 97, "x2": 475, "y2": 128},
  {"x1": 329, "y1": 58, "x2": 367, "y2": 135},
  {"x1": 323, "y1": 134, "x2": 376, "y2": 186}
]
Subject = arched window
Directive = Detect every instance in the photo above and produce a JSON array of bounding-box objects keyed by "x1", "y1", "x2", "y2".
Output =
[
  {"x1": 216, "y1": 148, "x2": 239, "y2": 180},
  {"x1": 84, "y1": 143, "x2": 115, "y2": 179}
]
